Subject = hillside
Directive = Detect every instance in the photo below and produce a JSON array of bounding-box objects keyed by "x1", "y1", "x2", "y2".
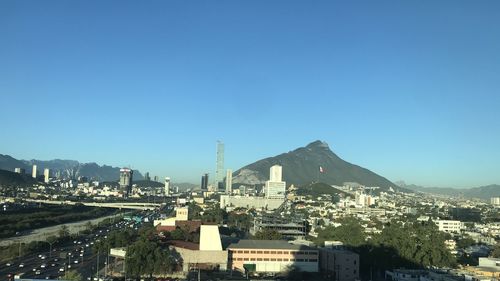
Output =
[
  {"x1": 233, "y1": 140, "x2": 402, "y2": 192},
  {"x1": 0, "y1": 169, "x2": 37, "y2": 187},
  {"x1": 296, "y1": 182, "x2": 349, "y2": 198},
  {"x1": 404, "y1": 183, "x2": 500, "y2": 200}
]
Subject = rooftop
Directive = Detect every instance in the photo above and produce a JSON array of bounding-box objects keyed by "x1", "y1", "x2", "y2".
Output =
[{"x1": 228, "y1": 240, "x2": 316, "y2": 250}]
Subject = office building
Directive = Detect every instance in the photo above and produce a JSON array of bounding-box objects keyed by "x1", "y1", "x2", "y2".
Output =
[
  {"x1": 265, "y1": 165, "x2": 286, "y2": 200},
  {"x1": 228, "y1": 240, "x2": 319, "y2": 273},
  {"x1": 145, "y1": 172, "x2": 150, "y2": 181},
  {"x1": 164, "y1": 177, "x2": 171, "y2": 196},
  {"x1": 44, "y1": 168, "x2": 50, "y2": 183},
  {"x1": 119, "y1": 168, "x2": 133, "y2": 197},
  {"x1": 215, "y1": 141, "x2": 224, "y2": 188},
  {"x1": 201, "y1": 173, "x2": 209, "y2": 190},
  {"x1": 226, "y1": 169, "x2": 232, "y2": 194},
  {"x1": 32, "y1": 165, "x2": 37, "y2": 178},
  {"x1": 153, "y1": 175, "x2": 159, "y2": 182}
]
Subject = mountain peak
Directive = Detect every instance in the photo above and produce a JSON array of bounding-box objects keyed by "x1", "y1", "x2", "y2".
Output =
[{"x1": 306, "y1": 140, "x2": 330, "y2": 150}]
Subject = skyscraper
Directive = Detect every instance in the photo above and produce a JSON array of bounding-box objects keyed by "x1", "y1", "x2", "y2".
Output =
[
  {"x1": 119, "y1": 168, "x2": 133, "y2": 198},
  {"x1": 265, "y1": 165, "x2": 286, "y2": 200},
  {"x1": 226, "y1": 169, "x2": 232, "y2": 194},
  {"x1": 14, "y1": 168, "x2": 24, "y2": 174},
  {"x1": 44, "y1": 168, "x2": 50, "y2": 183},
  {"x1": 215, "y1": 141, "x2": 224, "y2": 188},
  {"x1": 164, "y1": 177, "x2": 171, "y2": 196},
  {"x1": 145, "y1": 172, "x2": 150, "y2": 181},
  {"x1": 201, "y1": 173, "x2": 209, "y2": 190},
  {"x1": 32, "y1": 165, "x2": 37, "y2": 178}
]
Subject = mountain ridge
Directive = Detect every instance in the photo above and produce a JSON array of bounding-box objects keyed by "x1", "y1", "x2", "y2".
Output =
[
  {"x1": 233, "y1": 140, "x2": 403, "y2": 192},
  {"x1": 0, "y1": 154, "x2": 143, "y2": 182}
]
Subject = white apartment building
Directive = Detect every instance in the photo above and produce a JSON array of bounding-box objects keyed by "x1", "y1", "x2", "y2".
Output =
[
  {"x1": 265, "y1": 165, "x2": 286, "y2": 199},
  {"x1": 434, "y1": 219, "x2": 463, "y2": 233}
]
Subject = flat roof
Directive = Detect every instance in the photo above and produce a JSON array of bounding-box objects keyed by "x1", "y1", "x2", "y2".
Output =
[{"x1": 228, "y1": 240, "x2": 316, "y2": 250}]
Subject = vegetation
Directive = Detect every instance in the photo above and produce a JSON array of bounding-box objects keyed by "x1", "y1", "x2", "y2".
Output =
[
  {"x1": 492, "y1": 243, "x2": 500, "y2": 258},
  {"x1": 125, "y1": 227, "x2": 177, "y2": 278},
  {"x1": 315, "y1": 217, "x2": 456, "y2": 275},
  {"x1": 0, "y1": 204, "x2": 116, "y2": 238},
  {"x1": 253, "y1": 229, "x2": 282, "y2": 240},
  {"x1": 297, "y1": 182, "x2": 347, "y2": 200},
  {"x1": 61, "y1": 270, "x2": 83, "y2": 281}
]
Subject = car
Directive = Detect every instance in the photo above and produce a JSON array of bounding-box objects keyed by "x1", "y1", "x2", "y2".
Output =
[
  {"x1": 41, "y1": 264, "x2": 47, "y2": 268},
  {"x1": 33, "y1": 268, "x2": 37, "y2": 272},
  {"x1": 41, "y1": 255, "x2": 46, "y2": 260},
  {"x1": 80, "y1": 253, "x2": 84, "y2": 257},
  {"x1": 53, "y1": 258, "x2": 59, "y2": 262},
  {"x1": 51, "y1": 263, "x2": 57, "y2": 267},
  {"x1": 59, "y1": 267, "x2": 65, "y2": 272},
  {"x1": 74, "y1": 260, "x2": 79, "y2": 264},
  {"x1": 35, "y1": 270, "x2": 41, "y2": 275},
  {"x1": 18, "y1": 263, "x2": 24, "y2": 268},
  {"x1": 6, "y1": 262, "x2": 12, "y2": 266}
]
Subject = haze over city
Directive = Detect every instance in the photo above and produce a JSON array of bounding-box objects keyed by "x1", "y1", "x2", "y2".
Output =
[{"x1": 1, "y1": 1, "x2": 500, "y2": 187}]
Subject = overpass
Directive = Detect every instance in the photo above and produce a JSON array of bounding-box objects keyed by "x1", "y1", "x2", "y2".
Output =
[{"x1": 24, "y1": 199, "x2": 162, "y2": 210}]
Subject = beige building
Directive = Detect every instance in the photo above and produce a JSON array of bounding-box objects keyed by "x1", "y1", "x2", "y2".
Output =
[{"x1": 228, "y1": 240, "x2": 319, "y2": 274}]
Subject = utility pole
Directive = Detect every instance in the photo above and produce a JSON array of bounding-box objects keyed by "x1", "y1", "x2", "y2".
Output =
[{"x1": 96, "y1": 249, "x2": 100, "y2": 280}]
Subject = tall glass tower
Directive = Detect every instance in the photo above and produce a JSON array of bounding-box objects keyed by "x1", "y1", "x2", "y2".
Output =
[{"x1": 215, "y1": 141, "x2": 224, "y2": 189}]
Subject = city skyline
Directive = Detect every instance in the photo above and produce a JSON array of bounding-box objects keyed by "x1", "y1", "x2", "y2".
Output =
[{"x1": 1, "y1": 1, "x2": 500, "y2": 187}]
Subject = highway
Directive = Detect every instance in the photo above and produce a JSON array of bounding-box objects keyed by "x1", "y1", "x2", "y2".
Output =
[
  {"x1": 0, "y1": 214, "x2": 152, "y2": 281},
  {"x1": 0, "y1": 213, "x2": 124, "y2": 247}
]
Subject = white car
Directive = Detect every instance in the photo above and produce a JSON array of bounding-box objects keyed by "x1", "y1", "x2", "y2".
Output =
[
  {"x1": 18, "y1": 263, "x2": 24, "y2": 268},
  {"x1": 35, "y1": 270, "x2": 41, "y2": 275},
  {"x1": 74, "y1": 260, "x2": 79, "y2": 264},
  {"x1": 59, "y1": 267, "x2": 65, "y2": 272},
  {"x1": 41, "y1": 255, "x2": 46, "y2": 260},
  {"x1": 40, "y1": 264, "x2": 47, "y2": 268}
]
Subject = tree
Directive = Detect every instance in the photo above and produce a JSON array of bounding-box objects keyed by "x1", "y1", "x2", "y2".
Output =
[
  {"x1": 316, "y1": 217, "x2": 365, "y2": 247},
  {"x1": 492, "y1": 243, "x2": 500, "y2": 258},
  {"x1": 253, "y1": 229, "x2": 282, "y2": 240},
  {"x1": 456, "y1": 237, "x2": 475, "y2": 249},
  {"x1": 126, "y1": 234, "x2": 176, "y2": 278},
  {"x1": 58, "y1": 225, "x2": 69, "y2": 238},
  {"x1": 61, "y1": 270, "x2": 82, "y2": 281}
]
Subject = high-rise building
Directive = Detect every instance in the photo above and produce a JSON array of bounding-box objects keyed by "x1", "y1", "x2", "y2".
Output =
[
  {"x1": 265, "y1": 165, "x2": 286, "y2": 199},
  {"x1": 14, "y1": 168, "x2": 25, "y2": 174},
  {"x1": 491, "y1": 197, "x2": 500, "y2": 206},
  {"x1": 32, "y1": 165, "x2": 37, "y2": 178},
  {"x1": 153, "y1": 175, "x2": 159, "y2": 182},
  {"x1": 201, "y1": 173, "x2": 209, "y2": 190},
  {"x1": 119, "y1": 168, "x2": 133, "y2": 197},
  {"x1": 164, "y1": 177, "x2": 171, "y2": 196},
  {"x1": 215, "y1": 141, "x2": 224, "y2": 188},
  {"x1": 44, "y1": 168, "x2": 50, "y2": 183},
  {"x1": 226, "y1": 169, "x2": 233, "y2": 194},
  {"x1": 145, "y1": 172, "x2": 150, "y2": 181}
]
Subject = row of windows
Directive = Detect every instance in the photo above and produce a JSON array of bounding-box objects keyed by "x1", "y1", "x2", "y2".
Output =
[
  {"x1": 233, "y1": 258, "x2": 318, "y2": 262},
  {"x1": 232, "y1": 250, "x2": 317, "y2": 255}
]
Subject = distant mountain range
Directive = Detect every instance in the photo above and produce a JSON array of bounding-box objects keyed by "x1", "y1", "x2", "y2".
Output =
[
  {"x1": 0, "y1": 154, "x2": 144, "y2": 182},
  {"x1": 233, "y1": 140, "x2": 403, "y2": 192},
  {"x1": 397, "y1": 181, "x2": 500, "y2": 200}
]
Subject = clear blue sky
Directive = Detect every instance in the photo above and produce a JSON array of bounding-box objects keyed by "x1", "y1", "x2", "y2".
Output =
[{"x1": 1, "y1": 1, "x2": 499, "y2": 187}]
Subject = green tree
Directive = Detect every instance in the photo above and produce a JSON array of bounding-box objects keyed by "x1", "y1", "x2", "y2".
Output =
[
  {"x1": 253, "y1": 229, "x2": 282, "y2": 240},
  {"x1": 126, "y1": 234, "x2": 176, "y2": 278},
  {"x1": 316, "y1": 217, "x2": 365, "y2": 247},
  {"x1": 456, "y1": 237, "x2": 475, "y2": 249}
]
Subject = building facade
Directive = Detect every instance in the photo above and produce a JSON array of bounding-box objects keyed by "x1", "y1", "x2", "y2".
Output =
[
  {"x1": 265, "y1": 165, "x2": 286, "y2": 200},
  {"x1": 228, "y1": 240, "x2": 318, "y2": 274},
  {"x1": 32, "y1": 164, "x2": 37, "y2": 178},
  {"x1": 226, "y1": 169, "x2": 232, "y2": 194},
  {"x1": 319, "y1": 248, "x2": 359, "y2": 281},
  {"x1": 119, "y1": 168, "x2": 133, "y2": 197}
]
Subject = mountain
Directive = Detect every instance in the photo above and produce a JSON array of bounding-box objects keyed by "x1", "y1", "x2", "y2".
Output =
[
  {"x1": 402, "y1": 182, "x2": 500, "y2": 200},
  {"x1": 0, "y1": 154, "x2": 143, "y2": 182},
  {"x1": 233, "y1": 140, "x2": 402, "y2": 192}
]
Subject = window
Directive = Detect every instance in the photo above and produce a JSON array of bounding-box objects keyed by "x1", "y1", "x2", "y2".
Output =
[
  {"x1": 264, "y1": 258, "x2": 269, "y2": 261},
  {"x1": 264, "y1": 251, "x2": 270, "y2": 254},
  {"x1": 277, "y1": 251, "x2": 283, "y2": 254},
  {"x1": 289, "y1": 259, "x2": 295, "y2": 262},
  {"x1": 257, "y1": 251, "x2": 263, "y2": 254},
  {"x1": 270, "y1": 251, "x2": 277, "y2": 254},
  {"x1": 250, "y1": 251, "x2": 256, "y2": 254},
  {"x1": 283, "y1": 251, "x2": 289, "y2": 254},
  {"x1": 282, "y1": 258, "x2": 289, "y2": 262},
  {"x1": 250, "y1": 258, "x2": 256, "y2": 261},
  {"x1": 296, "y1": 259, "x2": 304, "y2": 262},
  {"x1": 271, "y1": 258, "x2": 276, "y2": 261},
  {"x1": 309, "y1": 259, "x2": 318, "y2": 262},
  {"x1": 257, "y1": 258, "x2": 262, "y2": 261},
  {"x1": 276, "y1": 258, "x2": 282, "y2": 261},
  {"x1": 354, "y1": 260, "x2": 357, "y2": 265},
  {"x1": 243, "y1": 251, "x2": 249, "y2": 254},
  {"x1": 244, "y1": 258, "x2": 249, "y2": 261}
]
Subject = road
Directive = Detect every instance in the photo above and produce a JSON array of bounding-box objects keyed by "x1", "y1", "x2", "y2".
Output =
[
  {"x1": 0, "y1": 214, "x2": 153, "y2": 281},
  {"x1": 0, "y1": 213, "x2": 124, "y2": 247}
]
